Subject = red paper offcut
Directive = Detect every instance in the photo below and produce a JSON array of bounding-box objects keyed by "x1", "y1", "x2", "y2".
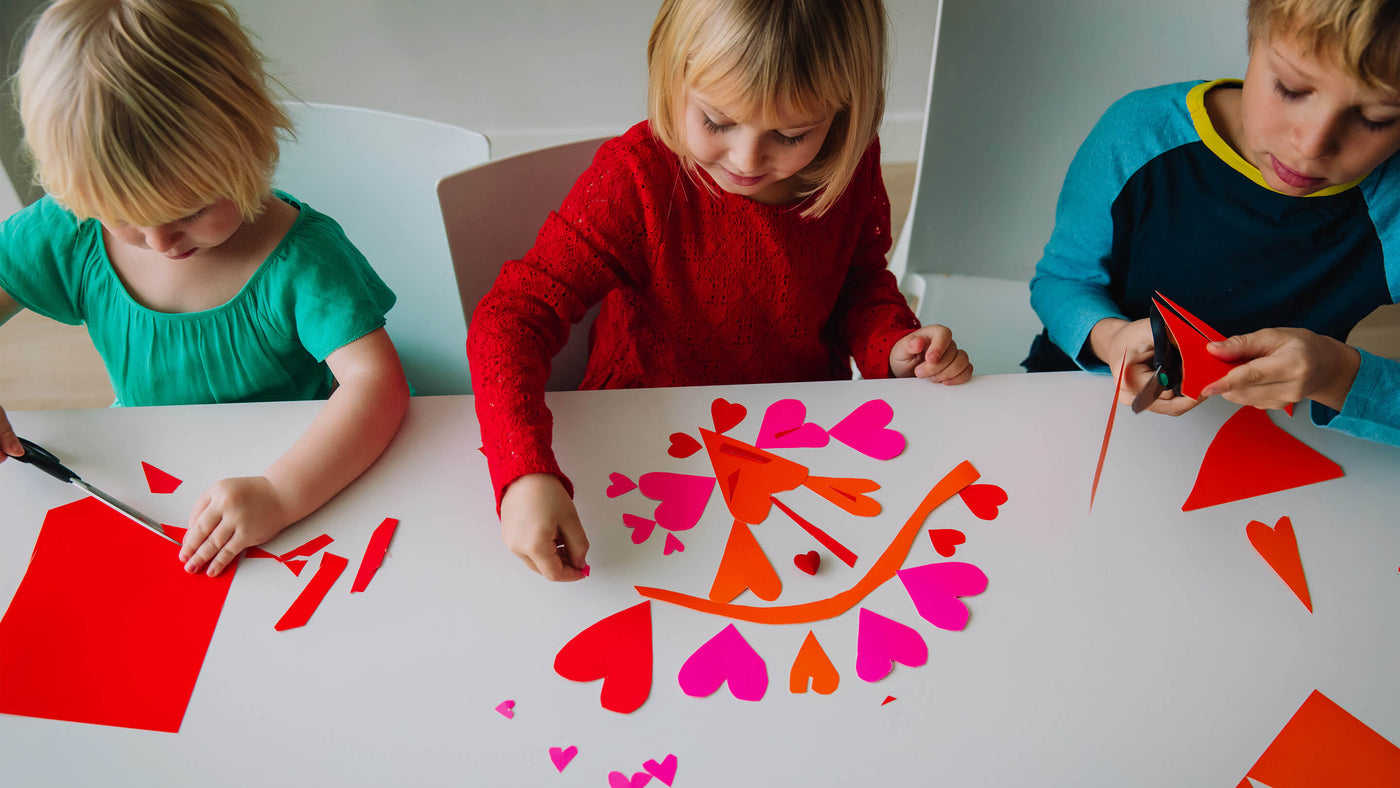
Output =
[
  {"x1": 351, "y1": 517, "x2": 399, "y2": 593},
  {"x1": 244, "y1": 546, "x2": 278, "y2": 559},
  {"x1": 274, "y1": 552, "x2": 348, "y2": 631},
  {"x1": 276, "y1": 533, "x2": 334, "y2": 562},
  {"x1": 284, "y1": 559, "x2": 307, "y2": 577},
  {"x1": 0, "y1": 497, "x2": 236, "y2": 732},
  {"x1": 1183, "y1": 407, "x2": 1343, "y2": 511},
  {"x1": 1243, "y1": 690, "x2": 1400, "y2": 786},
  {"x1": 141, "y1": 461, "x2": 183, "y2": 494},
  {"x1": 1090, "y1": 352, "x2": 1129, "y2": 510}
]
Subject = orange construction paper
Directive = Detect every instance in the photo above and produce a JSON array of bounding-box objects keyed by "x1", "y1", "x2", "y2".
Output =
[
  {"x1": 1183, "y1": 407, "x2": 1343, "y2": 511},
  {"x1": 701, "y1": 429, "x2": 809, "y2": 525},
  {"x1": 708, "y1": 521, "x2": 782, "y2": 603},
  {"x1": 789, "y1": 631, "x2": 839, "y2": 694},
  {"x1": 1090, "y1": 352, "x2": 1128, "y2": 510},
  {"x1": 1153, "y1": 292, "x2": 1239, "y2": 399},
  {"x1": 1244, "y1": 690, "x2": 1400, "y2": 787},
  {"x1": 274, "y1": 552, "x2": 347, "y2": 631},
  {"x1": 1246, "y1": 516, "x2": 1312, "y2": 612},
  {"x1": 0, "y1": 497, "x2": 236, "y2": 732},
  {"x1": 804, "y1": 475, "x2": 882, "y2": 517},
  {"x1": 636, "y1": 461, "x2": 980, "y2": 625}
]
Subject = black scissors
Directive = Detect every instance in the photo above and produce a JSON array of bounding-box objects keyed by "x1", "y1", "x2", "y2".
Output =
[
  {"x1": 11, "y1": 436, "x2": 179, "y2": 544},
  {"x1": 1130, "y1": 300, "x2": 1184, "y2": 414}
]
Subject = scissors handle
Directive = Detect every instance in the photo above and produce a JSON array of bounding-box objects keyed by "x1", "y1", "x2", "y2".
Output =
[{"x1": 12, "y1": 437, "x2": 79, "y2": 483}]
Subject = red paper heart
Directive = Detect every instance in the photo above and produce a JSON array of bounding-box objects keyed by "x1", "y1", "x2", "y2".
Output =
[
  {"x1": 711, "y1": 398, "x2": 747, "y2": 434},
  {"x1": 554, "y1": 602, "x2": 653, "y2": 714},
  {"x1": 1246, "y1": 516, "x2": 1312, "y2": 612},
  {"x1": 668, "y1": 433, "x2": 701, "y2": 459},
  {"x1": 606, "y1": 473, "x2": 637, "y2": 498},
  {"x1": 794, "y1": 551, "x2": 820, "y2": 575},
  {"x1": 927, "y1": 529, "x2": 966, "y2": 557},
  {"x1": 958, "y1": 484, "x2": 1007, "y2": 520}
]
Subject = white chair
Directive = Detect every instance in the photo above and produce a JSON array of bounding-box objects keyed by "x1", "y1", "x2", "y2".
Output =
[
  {"x1": 274, "y1": 103, "x2": 490, "y2": 395},
  {"x1": 437, "y1": 137, "x2": 609, "y2": 393},
  {"x1": 0, "y1": 162, "x2": 23, "y2": 221}
]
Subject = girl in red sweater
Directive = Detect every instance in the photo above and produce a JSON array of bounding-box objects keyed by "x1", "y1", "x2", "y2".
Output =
[{"x1": 468, "y1": 0, "x2": 973, "y2": 581}]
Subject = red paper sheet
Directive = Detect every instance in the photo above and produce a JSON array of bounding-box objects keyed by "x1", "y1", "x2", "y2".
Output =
[
  {"x1": 274, "y1": 552, "x2": 347, "y2": 631},
  {"x1": 1244, "y1": 690, "x2": 1400, "y2": 786},
  {"x1": 351, "y1": 517, "x2": 399, "y2": 593},
  {"x1": 1183, "y1": 407, "x2": 1343, "y2": 511},
  {"x1": 0, "y1": 498, "x2": 236, "y2": 732}
]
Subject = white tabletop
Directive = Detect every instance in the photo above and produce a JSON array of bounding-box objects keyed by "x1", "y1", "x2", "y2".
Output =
[{"x1": 1, "y1": 372, "x2": 1397, "y2": 786}]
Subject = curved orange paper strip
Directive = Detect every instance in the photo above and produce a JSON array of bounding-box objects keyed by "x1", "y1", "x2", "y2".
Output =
[
  {"x1": 789, "y1": 630, "x2": 839, "y2": 694},
  {"x1": 708, "y1": 521, "x2": 782, "y2": 603},
  {"x1": 804, "y1": 476, "x2": 882, "y2": 517},
  {"x1": 1246, "y1": 516, "x2": 1312, "y2": 613},
  {"x1": 636, "y1": 461, "x2": 980, "y2": 624}
]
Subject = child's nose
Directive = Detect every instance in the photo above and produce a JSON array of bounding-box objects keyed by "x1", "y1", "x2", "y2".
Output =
[
  {"x1": 144, "y1": 225, "x2": 180, "y2": 253},
  {"x1": 1296, "y1": 115, "x2": 1341, "y2": 159},
  {"x1": 731, "y1": 137, "x2": 765, "y2": 174}
]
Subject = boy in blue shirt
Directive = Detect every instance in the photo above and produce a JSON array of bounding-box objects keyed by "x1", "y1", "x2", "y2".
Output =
[{"x1": 1027, "y1": 0, "x2": 1400, "y2": 446}]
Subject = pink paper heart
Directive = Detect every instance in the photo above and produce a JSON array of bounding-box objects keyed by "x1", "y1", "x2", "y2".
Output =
[
  {"x1": 639, "y1": 472, "x2": 716, "y2": 532},
  {"x1": 663, "y1": 532, "x2": 685, "y2": 555},
  {"x1": 677, "y1": 623, "x2": 768, "y2": 701},
  {"x1": 755, "y1": 399, "x2": 830, "y2": 449},
  {"x1": 958, "y1": 484, "x2": 1007, "y2": 520},
  {"x1": 606, "y1": 472, "x2": 637, "y2": 498},
  {"x1": 494, "y1": 699, "x2": 515, "y2": 719},
  {"x1": 624, "y1": 514, "x2": 656, "y2": 545},
  {"x1": 897, "y1": 561, "x2": 989, "y2": 631},
  {"x1": 643, "y1": 754, "x2": 679, "y2": 786},
  {"x1": 549, "y1": 745, "x2": 577, "y2": 772},
  {"x1": 855, "y1": 608, "x2": 927, "y2": 682},
  {"x1": 828, "y1": 400, "x2": 905, "y2": 460},
  {"x1": 609, "y1": 772, "x2": 653, "y2": 788}
]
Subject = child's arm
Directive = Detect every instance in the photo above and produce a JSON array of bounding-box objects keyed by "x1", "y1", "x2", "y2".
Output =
[{"x1": 178, "y1": 328, "x2": 409, "y2": 576}]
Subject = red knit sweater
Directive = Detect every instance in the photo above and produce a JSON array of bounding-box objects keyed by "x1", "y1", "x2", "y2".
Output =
[{"x1": 468, "y1": 122, "x2": 919, "y2": 505}]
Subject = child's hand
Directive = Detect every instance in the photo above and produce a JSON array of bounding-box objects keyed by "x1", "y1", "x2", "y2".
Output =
[
  {"x1": 1091, "y1": 317, "x2": 1202, "y2": 416},
  {"x1": 1201, "y1": 328, "x2": 1360, "y2": 412},
  {"x1": 180, "y1": 476, "x2": 291, "y2": 577},
  {"x1": 890, "y1": 324, "x2": 973, "y2": 383},
  {"x1": 0, "y1": 407, "x2": 22, "y2": 463},
  {"x1": 499, "y1": 473, "x2": 590, "y2": 582}
]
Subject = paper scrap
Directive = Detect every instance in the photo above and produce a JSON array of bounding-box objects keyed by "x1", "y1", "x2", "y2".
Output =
[
  {"x1": 350, "y1": 517, "x2": 399, "y2": 593},
  {"x1": 276, "y1": 533, "x2": 334, "y2": 562},
  {"x1": 770, "y1": 495, "x2": 859, "y2": 567},
  {"x1": 274, "y1": 552, "x2": 347, "y2": 631},
  {"x1": 140, "y1": 461, "x2": 183, "y2": 494},
  {"x1": 708, "y1": 521, "x2": 782, "y2": 603}
]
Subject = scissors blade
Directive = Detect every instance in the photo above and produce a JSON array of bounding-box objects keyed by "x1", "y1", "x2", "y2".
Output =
[
  {"x1": 1131, "y1": 370, "x2": 1167, "y2": 414},
  {"x1": 72, "y1": 479, "x2": 180, "y2": 545}
]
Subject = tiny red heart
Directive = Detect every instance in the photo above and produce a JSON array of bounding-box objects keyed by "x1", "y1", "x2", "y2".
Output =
[
  {"x1": 958, "y1": 484, "x2": 1007, "y2": 520},
  {"x1": 668, "y1": 432, "x2": 702, "y2": 458},
  {"x1": 794, "y1": 551, "x2": 820, "y2": 575},
  {"x1": 711, "y1": 398, "x2": 747, "y2": 434},
  {"x1": 927, "y1": 528, "x2": 966, "y2": 557}
]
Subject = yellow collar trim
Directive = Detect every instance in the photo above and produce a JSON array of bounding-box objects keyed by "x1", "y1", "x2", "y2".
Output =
[{"x1": 1187, "y1": 79, "x2": 1363, "y2": 198}]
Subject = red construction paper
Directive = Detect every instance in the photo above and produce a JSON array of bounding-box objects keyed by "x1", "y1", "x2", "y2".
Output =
[
  {"x1": 958, "y1": 484, "x2": 1007, "y2": 520},
  {"x1": 1183, "y1": 407, "x2": 1343, "y2": 511},
  {"x1": 284, "y1": 559, "x2": 307, "y2": 576},
  {"x1": 881, "y1": 696, "x2": 897, "y2": 705},
  {"x1": 1091, "y1": 353, "x2": 1128, "y2": 510},
  {"x1": 667, "y1": 433, "x2": 701, "y2": 458},
  {"x1": 1246, "y1": 516, "x2": 1312, "y2": 612},
  {"x1": 350, "y1": 517, "x2": 399, "y2": 593},
  {"x1": 1153, "y1": 292, "x2": 1238, "y2": 399},
  {"x1": 711, "y1": 397, "x2": 747, "y2": 433},
  {"x1": 794, "y1": 551, "x2": 820, "y2": 575},
  {"x1": 928, "y1": 529, "x2": 966, "y2": 557},
  {"x1": 1244, "y1": 690, "x2": 1400, "y2": 787},
  {"x1": 276, "y1": 533, "x2": 334, "y2": 562},
  {"x1": 708, "y1": 521, "x2": 782, "y2": 603},
  {"x1": 789, "y1": 630, "x2": 839, "y2": 694},
  {"x1": 770, "y1": 495, "x2": 858, "y2": 567},
  {"x1": 244, "y1": 546, "x2": 278, "y2": 559},
  {"x1": 554, "y1": 601, "x2": 653, "y2": 714},
  {"x1": 803, "y1": 475, "x2": 882, "y2": 517},
  {"x1": 637, "y1": 461, "x2": 980, "y2": 625},
  {"x1": 0, "y1": 497, "x2": 235, "y2": 732},
  {"x1": 141, "y1": 461, "x2": 183, "y2": 494},
  {"x1": 702, "y1": 429, "x2": 809, "y2": 524},
  {"x1": 274, "y1": 552, "x2": 347, "y2": 631}
]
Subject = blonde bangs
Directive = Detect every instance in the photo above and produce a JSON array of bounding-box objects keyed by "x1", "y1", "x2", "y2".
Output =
[{"x1": 1249, "y1": 0, "x2": 1400, "y2": 94}]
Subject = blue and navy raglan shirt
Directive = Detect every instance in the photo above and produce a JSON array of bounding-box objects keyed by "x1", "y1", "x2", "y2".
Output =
[{"x1": 1028, "y1": 79, "x2": 1400, "y2": 446}]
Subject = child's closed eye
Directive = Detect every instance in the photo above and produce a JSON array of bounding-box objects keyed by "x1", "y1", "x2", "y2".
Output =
[{"x1": 1273, "y1": 79, "x2": 1306, "y2": 102}]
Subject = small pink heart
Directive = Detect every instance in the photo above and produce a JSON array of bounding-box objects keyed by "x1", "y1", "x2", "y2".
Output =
[
  {"x1": 606, "y1": 472, "x2": 637, "y2": 498},
  {"x1": 897, "y1": 561, "x2": 989, "y2": 631},
  {"x1": 663, "y1": 532, "x2": 685, "y2": 555},
  {"x1": 855, "y1": 608, "x2": 927, "y2": 682},
  {"x1": 609, "y1": 771, "x2": 653, "y2": 788},
  {"x1": 549, "y1": 745, "x2": 577, "y2": 772},
  {"x1": 624, "y1": 514, "x2": 656, "y2": 544},
  {"x1": 958, "y1": 484, "x2": 1007, "y2": 520},
  {"x1": 639, "y1": 472, "x2": 716, "y2": 532},
  {"x1": 668, "y1": 433, "x2": 701, "y2": 458},
  {"x1": 928, "y1": 529, "x2": 966, "y2": 557},
  {"x1": 828, "y1": 400, "x2": 905, "y2": 460},
  {"x1": 643, "y1": 754, "x2": 679, "y2": 786},
  {"x1": 794, "y1": 551, "x2": 820, "y2": 575},
  {"x1": 711, "y1": 398, "x2": 747, "y2": 433},
  {"x1": 677, "y1": 623, "x2": 769, "y2": 701},
  {"x1": 494, "y1": 699, "x2": 515, "y2": 719},
  {"x1": 755, "y1": 399, "x2": 830, "y2": 449}
]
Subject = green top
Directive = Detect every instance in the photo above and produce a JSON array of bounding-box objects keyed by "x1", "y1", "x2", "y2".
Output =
[{"x1": 0, "y1": 192, "x2": 395, "y2": 406}]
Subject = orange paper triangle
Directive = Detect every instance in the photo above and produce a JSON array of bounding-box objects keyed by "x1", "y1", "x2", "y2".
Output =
[
  {"x1": 708, "y1": 520, "x2": 782, "y2": 603},
  {"x1": 804, "y1": 476, "x2": 882, "y2": 517},
  {"x1": 702, "y1": 429, "x2": 809, "y2": 524},
  {"x1": 789, "y1": 630, "x2": 839, "y2": 694},
  {"x1": 1245, "y1": 690, "x2": 1400, "y2": 787},
  {"x1": 1183, "y1": 407, "x2": 1343, "y2": 511},
  {"x1": 1246, "y1": 516, "x2": 1312, "y2": 612}
]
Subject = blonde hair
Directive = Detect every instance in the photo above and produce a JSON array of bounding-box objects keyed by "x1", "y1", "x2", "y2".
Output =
[
  {"x1": 17, "y1": 0, "x2": 291, "y2": 227},
  {"x1": 647, "y1": 0, "x2": 886, "y2": 218},
  {"x1": 1248, "y1": 0, "x2": 1400, "y2": 94}
]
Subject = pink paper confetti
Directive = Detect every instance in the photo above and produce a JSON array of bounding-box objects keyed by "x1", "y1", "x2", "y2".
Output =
[
  {"x1": 609, "y1": 772, "x2": 653, "y2": 788},
  {"x1": 755, "y1": 399, "x2": 830, "y2": 449},
  {"x1": 639, "y1": 472, "x2": 716, "y2": 532},
  {"x1": 644, "y1": 754, "x2": 679, "y2": 786},
  {"x1": 350, "y1": 517, "x2": 398, "y2": 593},
  {"x1": 494, "y1": 699, "x2": 515, "y2": 719},
  {"x1": 897, "y1": 561, "x2": 989, "y2": 632},
  {"x1": 677, "y1": 623, "x2": 768, "y2": 701},
  {"x1": 827, "y1": 400, "x2": 906, "y2": 460},
  {"x1": 855, "y1": 608, "x2": 927, "y2": 682},
  {"x1": 549, "y1": 745, "x2": 578, "y2": 772}
]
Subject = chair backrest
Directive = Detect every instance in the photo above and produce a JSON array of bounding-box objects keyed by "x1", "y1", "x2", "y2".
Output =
[
  {"x1": 274, "y1": 102, "x2": 490, "y2": 395},
  {"x1": 437, "y1": 137, "x2": 609, "y2": 393}
]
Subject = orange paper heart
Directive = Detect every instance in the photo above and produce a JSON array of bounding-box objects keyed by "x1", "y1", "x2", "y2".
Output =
[
  {"x1": 708, "y1": 521, "x2": 782, "y2": 603},
  {"x1": 789, "y1": 631, "x2": 839, "y2": 694},
  {"x1": 702, "y1": 429, "x2": 809, "y2": 524},
  {"x1": 1246, "y1": 516, "x2": 1312, "y2": 612}
]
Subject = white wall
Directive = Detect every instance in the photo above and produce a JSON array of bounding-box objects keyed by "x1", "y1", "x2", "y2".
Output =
[
  {"x1": 229, "y1": 0, "x2": 939, "y2": 161},
  {"x1": 904, "y1": 0, "x2": 1249, "y2": 281}
]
